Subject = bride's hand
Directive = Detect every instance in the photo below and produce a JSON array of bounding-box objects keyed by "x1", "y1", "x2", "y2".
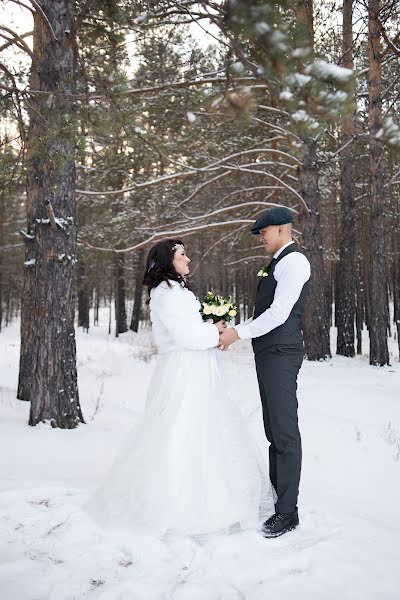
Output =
[{"x1": 215, "y1": 319, "x2": 227, "y2": 333}]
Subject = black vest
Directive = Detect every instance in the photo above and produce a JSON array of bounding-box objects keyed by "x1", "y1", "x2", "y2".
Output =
[{"x1": 251, "y1": 243, "x2": 309, "y2": 354}]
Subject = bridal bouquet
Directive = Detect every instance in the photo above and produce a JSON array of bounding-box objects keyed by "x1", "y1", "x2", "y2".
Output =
[{"x1": 199, "y1": 291, "x2": 238, "y2": 323}]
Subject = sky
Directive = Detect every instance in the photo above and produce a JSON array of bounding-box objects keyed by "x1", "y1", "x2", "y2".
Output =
[
  {"x1": 0, "y1": 1, "x2": 218, "y2": 75},
  {"x1": 0, "y1": 1, "x2": 33, "y2": 64}
]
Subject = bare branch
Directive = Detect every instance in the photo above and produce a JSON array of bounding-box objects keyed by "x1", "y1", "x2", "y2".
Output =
[
  {"x1": 379, "y1": 21, "x2": 400, "y2": 56},
  {"x1": 29, "y1": 0, "x2": 58, "y2": 42},
  {"x1": 182, "y1": 200, "x2": 298, "y2": 223},
  {"x1": 177, "y1": 172, "x2": 229, "y2": 208},
  {"x1": 258, "y1": 105, "x2": 291, "y2": 118},
  {"x1": 0, "y1": 63, "x2": 26, "y2": 143},
  {"x1": 77, "y1": 151, "x2": 299, "y2": 197},
  {"x1": 8, "y1": 0, "x2": 34, "y2": 14},
  {"x1": 0, "y1": 26, "x2": 34, "y2": 59},
  {"x1": 90, "y1": 76, "x2": 263, "y2": 100},
  {"x1": 0, "y1": 30, "x2": 33, "y2": 54},
  {"x1": 219, "y1": 164, "x2": 307, "y2": 209},
  {"x1": 225, "y1": 255, "x2": 268, "y2": 265},
  {"x1": 78, "y1": 219, "x2": 256, "y2": 254},
  {"x1": 190, "y1": 224, "x2": 250, "y2": 276},
  {"x1": 0, "y1": 242, "x2": 24, "y2": 253},
  {"x1": 318, "y1": 135, "x2": 357, "y2": 164}
]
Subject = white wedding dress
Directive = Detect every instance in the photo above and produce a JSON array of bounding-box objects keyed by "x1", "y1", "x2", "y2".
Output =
[{"x1": 85, "y1": 279, "x2": 274, "y2": 537}]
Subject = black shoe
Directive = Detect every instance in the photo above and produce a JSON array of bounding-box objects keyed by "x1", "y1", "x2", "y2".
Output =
[{"x1": 262, "y1": 510, "x2": 299, "y2": 538}]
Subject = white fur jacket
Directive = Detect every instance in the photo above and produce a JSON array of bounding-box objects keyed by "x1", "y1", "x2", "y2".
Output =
[{"x1": 149, "y1": 280, "x2": 219, "y2": 353}]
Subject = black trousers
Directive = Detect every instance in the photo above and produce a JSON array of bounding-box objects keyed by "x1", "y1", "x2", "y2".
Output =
[{"x1": 255, "y1": 346, "x2": 304, "y2": 514}]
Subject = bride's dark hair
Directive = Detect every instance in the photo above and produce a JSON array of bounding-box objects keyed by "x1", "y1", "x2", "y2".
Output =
[{"x1": 142, "y1": 238, "x2": 191, "y2": 293}]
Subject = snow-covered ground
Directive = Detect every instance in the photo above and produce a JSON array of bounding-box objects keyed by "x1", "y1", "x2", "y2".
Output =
[{"x1": 0, "y1": 315, "x2": 399, "y2": 600}]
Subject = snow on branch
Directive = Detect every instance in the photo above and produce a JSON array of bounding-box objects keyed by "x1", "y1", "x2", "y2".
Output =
[
  {"x1": 184, "y1": 200, "x2": 297, "y2": 222},
  {"x1": 1, "y1": 76, "x2": 262, "y2": 99},
  {"x1": 225, "y1": 255, "x2": 270, "y2": 266},
  {"x1": 304, "y1": 61, "x2": 353, "y2": 84},
  {"x1": 219, "y1": 164, "x2": 307, "y2": 209},
  {"x1": 78, "y1": 219, "x2": 256, "y2": 254},
  {"x1": 77, "y1": 148, "x2": 301, "y2": 197},
  {"x1": 0, "y1": 242, "x2": 24, "y2": 252}
]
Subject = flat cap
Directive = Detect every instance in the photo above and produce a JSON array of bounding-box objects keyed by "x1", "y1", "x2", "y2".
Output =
[{"x1": 251, "y1": 206, "x2": 294, "y2": 235}]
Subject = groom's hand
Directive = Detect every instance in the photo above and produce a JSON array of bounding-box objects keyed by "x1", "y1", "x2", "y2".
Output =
[{"x1": 218, "y1": 328, "x2": 239, "y2": 350}]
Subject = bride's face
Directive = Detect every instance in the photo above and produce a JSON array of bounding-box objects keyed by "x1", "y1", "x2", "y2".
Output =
[{"x1": 173, "y1": 246, "x2": 191, "y2": 276}]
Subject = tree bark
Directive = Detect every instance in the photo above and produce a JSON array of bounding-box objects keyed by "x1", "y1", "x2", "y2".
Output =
[
  {"x1": 114, "y1": 252, "x2": 128, "y2": 336},
  {"x1": 394, "y1": 195, "x2": 400, "y2": 360},
  {"x1": 298, "y1": 138, "x2": 331, "y2": 360},
  {"x1": 295, "y1": 0, "x2": 330, "y2": 360},
  {"x1": 19, "y1": 1, "x2": 84, "y2": 426},
  {"x1": 336, "y1": 0, "x2": 356, "y2": 357},
  {"x1": 367, "y1": 0, "x2": 389, "y2": 365},
  {"x1": 130, "y1": 249, "x2": 144, "y2": 332},
  {"x1": 77, "y1": 258, "x2": 90, "y2": 332},
  {"x1": 0, "y1": 188, "x2": 3, "y2": 333}
]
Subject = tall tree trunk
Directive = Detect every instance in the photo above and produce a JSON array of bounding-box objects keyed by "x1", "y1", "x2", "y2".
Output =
[
  {"x1": 393, "y1": 195, "x2": 400, "y2": 360},
  {"x1": 298, "y1": 139, "x2": 331, "y2": 360},
  {"x1": 0, "y1": 189, "x2": 3, "y2": 333},
  {"x1": 295, "y1": 0, "x2": 330, "y2": 360},
  {"x1": 130, "y1": 249, "x2": 144, "y2": 332},
  {"x1": 114, "y1": 252, "x2": 128, "y2": 336},
  {"x1": 0, "y1": 259, "x2": 2, "y2": 332},
  {"x1": 19, "y1": 1, "x2": 84, "y2": 426},
  {"x1": 94, "y1": 285, "x2": 99, "y2": 326},
  {"x1": 368, "y1": 0, "x2": 389, "y2": 365},
  {"x1": 77, "y1": 258, "x2": 90, "y2": 332},
  {"x1": 336, "y1": 0, "x2": 356, "y2": 357},
  {"x1": 355, "y1": 253, "x2": 364, "y2": 355}
]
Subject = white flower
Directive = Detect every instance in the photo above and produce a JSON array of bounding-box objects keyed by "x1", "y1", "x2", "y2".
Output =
[
  {"x1": 257, "y1": 270, "x2": 263, "y2": 277},
  {"x1": 210, "y1": 305, "x2": 218, "y2": 316},
  {"x1": 262, "y1": 272, "x2": 268, "y2": 277},
  {"x1": 228, "y1": 309, "x2": 237, "y2": 317},
  {"x1": 203, "y1": 305, "x2": 212, "y2": 315},
  {"x1": 215, "y1": 306, "x2": 225, "y2": 317}
]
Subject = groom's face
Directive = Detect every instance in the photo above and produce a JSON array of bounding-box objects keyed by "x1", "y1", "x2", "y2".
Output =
[{"x1": 260, "y1": 225, "x2": 281, "y2": 254}]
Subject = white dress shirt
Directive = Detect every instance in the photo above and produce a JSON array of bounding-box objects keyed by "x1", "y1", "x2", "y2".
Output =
[
  {"x1": 150, "y1": 280, "x2": 220, "y2": 353},
  {"x1": 235, "y1": 241, "x2": 311, "y2": 340}
]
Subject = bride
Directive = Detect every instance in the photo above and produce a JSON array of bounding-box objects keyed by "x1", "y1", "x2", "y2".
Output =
[{"x1": 85, "y1": 239, "x2": 273, "y2": 537}]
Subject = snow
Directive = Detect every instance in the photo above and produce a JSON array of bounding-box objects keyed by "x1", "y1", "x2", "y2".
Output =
[
  {"x1": 55, "y1": 217, "x2": 67, "y2": 230},
  {"x1": 279, "y1": 89, "x2": 294, "y2": 101},
  {"x1": 290, "y1": 111, "x2": 319, "y2": 130},
  {"x1": 292, "y1": 110, "x2": 309, "y2": 123},
  {"x1": 376, "y1": 117, "x2": 400, "y2": 147},
  {"x1": 1, "y1": 314, "x2": 400, "y2": 599},
  {"x1": 254, "y1": 22, "x2": 271, "y2": 36},
  {"x1": 286, "y1": 73, "x2": 312, "y2": 88},
  {"x1": 318, "y1": 90, "x2": 348, "y2": 104},
  {"x1": 292, "y1": 47, "x2": 312, "y2": 60},
  {"x1": 230, "y1": 61, "x2": 244, "y2": 74},
  {"x1": 136, "y1": 13, "x2": 148, "y2": 25},
  {"x1": 305, "y1": 61, "x2": 353, "y2": 83},
  {"x1": 23, "y1": 259, "x2": 36, "y2": 267},
  {"x1": 186, "y1": 112, "x2": 197, "y2": 124}
]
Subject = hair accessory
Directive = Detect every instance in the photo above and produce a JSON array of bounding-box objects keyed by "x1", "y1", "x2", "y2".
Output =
[
  {"x1": 148, "y1": 259, "x2": 156, "y2": 271},
  {"x1": 172, "y1": 243, "x2": 185, "y2": 252}
]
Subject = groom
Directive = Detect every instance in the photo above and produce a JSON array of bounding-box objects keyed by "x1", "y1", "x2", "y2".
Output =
[{"x1": 219, "y1": 206, "x2": 311, "y2": 538}]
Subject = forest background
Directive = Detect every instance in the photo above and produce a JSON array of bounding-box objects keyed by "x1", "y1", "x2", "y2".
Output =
[{"x1": 1, "y1": 0, "x2": 399, "y2": 428}]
